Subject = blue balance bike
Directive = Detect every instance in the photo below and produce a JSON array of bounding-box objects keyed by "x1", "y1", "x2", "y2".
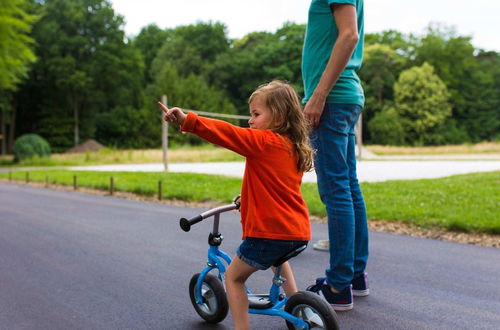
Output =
[{"x1": 179, "y1": 197, "x2": 339, "y2": 330}]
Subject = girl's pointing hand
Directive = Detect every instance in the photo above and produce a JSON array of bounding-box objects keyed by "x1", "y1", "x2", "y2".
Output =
[{"x1": 158, "y1": 101, "x2": 186, "y2": 125}]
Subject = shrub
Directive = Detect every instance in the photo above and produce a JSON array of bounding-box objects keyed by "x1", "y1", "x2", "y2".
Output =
[
  {"x1": 368, "y1": 108, "x2": 405, "y2": 145},
  {"x1": 12, "y1": 134, "x2": 51, "y2": 162}
]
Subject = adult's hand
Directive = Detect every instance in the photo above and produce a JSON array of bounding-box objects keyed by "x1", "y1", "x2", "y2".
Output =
[{"x1": 303, "y1": 95, "x2": 326, "y2": 130}]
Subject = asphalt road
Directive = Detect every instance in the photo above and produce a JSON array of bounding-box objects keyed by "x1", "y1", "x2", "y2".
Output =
[{"x1": 1, "y1": 183, "x2": 499, "y2": 330}]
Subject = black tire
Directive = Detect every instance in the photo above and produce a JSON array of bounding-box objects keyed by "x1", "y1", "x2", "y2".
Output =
[
  {"x1": 284, "y1": 291, "x2": 339, "y2": 330},
  {"x1": 188, "y1": 273, "x2": 228, "y2": 324}
]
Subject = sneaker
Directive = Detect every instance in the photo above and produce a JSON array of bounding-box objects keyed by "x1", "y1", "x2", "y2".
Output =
[
  {"x1": 312, "y1": 239, "x2": 329, "y2": 251},
  {"x1": 306, "y1": 278, "x2": 353, "y2": 311},
  {"x1": 351, "y1": 272, "x2": 369, "y2": 297}
]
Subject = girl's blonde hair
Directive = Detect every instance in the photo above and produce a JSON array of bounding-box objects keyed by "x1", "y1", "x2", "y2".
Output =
[{"x1": 249, "y1": 80, "x2": 314, "y2": 172}]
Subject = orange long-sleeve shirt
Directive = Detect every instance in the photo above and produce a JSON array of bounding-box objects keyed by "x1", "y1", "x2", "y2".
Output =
[{"x1": 181, "y1": 112, "x2": 311, "y2": 241}]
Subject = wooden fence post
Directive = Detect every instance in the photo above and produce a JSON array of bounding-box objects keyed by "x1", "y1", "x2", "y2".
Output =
[
  {"x1": 161, "y1": 94, "x2": 168, "y2": 172},
  {"x1": 109, "y1": 176, "x2": 114, "y2": 195},
  {"x1": 158, "y1": 180, "x2": 163, "y2": 200},
  {"x1": 355, "y1": 113, "x2": 363, "y2": 161}
]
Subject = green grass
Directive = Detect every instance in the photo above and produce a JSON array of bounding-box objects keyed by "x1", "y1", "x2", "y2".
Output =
[
  {"x1": 303, "y1": 171, "x2": 500, "y2": 234},
  {"x1": 1, "y1": 170, "x2": 242, "y2": 202},
  {"x1": 2, "y1": 141, "x2": 498, "y2": 168},
  {"x1": 0, "y1": 144, "x2": 243, "y2": 167},
  {"x1": 367, "y1": 142, "x2": 500, "y2": 155},
  {"x1": 1, "y1": 170, "x2": 499, "y2": 235}
]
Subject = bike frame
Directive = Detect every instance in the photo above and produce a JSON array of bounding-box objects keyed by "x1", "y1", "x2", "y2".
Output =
[{"x1": 192, "y1": 207, "x2": 310, "y2": 329}]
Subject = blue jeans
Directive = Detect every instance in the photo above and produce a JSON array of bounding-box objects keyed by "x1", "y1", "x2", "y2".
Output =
[{"x1": 310, "y1": 103, "x2": 369, "y2": 291}]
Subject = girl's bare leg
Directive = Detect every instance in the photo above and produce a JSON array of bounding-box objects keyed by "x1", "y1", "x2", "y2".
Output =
[
  {"x1": 226, "y1": 256, "x2": 259, "y2": 330},
  {"x1": 272, "y1": 261, "x2": 297, "y2": 297}
]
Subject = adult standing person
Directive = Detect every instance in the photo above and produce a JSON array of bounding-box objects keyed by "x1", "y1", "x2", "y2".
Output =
[{"x1": 302, "y1": 0, "x2": 369, "y2": 311}]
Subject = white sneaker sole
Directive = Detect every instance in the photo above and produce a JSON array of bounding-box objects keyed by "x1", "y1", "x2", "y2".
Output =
[
  {"x1": 332, "y1": 303, "x2": 354, "y2": 311},
  {"x1": 352, "y1": 289, "x2": 370, "y2": 297}
]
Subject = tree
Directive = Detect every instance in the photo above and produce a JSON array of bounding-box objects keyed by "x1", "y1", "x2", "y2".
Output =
[
  {"x1": 208, "y1": 23, "x2": 306, "y2": 116},
  {"x1": 367, "y1": 107, "x2": 405, "y2": 145},
  {"x1": 140, "y1": 22, "x2": 238, "y2": 145},
  {"x1": 365, "y1": 30, "x2": 416, "y2": 60},
  {"x1": 393, "y1": 63, "x2": 451, "y2": 145},
  {"x1": 132, "y1": 24, "x2": 170, "y2": 84},
  {"x1": 0, "y1": 0, "x2": 37, "y2": 154},
  {"x1": 14, "y1": 0, "x2": 144, "y2": 151},
  {"x1": 359, "y1": 43, "x2": 406, "y2": 143},
  {"x1": 360, "y1": 44, "x2": 406, "y2": 103},
  {"x1": 153, "y1": 21, "x2": 230, "y2": 79},
  {"x1": 413, "y1": 24, "x2": 476, "y2": 142},
  {"x1": 0, "y1": 0, "x2": 37, "y2": 90},
  {"x1": 465, "y1": 51, "x2": 500, "y2": 141}
]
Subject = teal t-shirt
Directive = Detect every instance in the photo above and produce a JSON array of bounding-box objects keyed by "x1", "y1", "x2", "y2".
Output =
[{"x1": 301, "y1": 0, "x2": 364, "y2": 107}]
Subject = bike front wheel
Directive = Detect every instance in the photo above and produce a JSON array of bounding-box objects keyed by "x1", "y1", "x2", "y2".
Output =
[
  {"x1": 189, "y1": 273, "x2": 228, "y2": 324},
  {"x1": 284, "y1": 291, "x2": 339, "y2": 330}
]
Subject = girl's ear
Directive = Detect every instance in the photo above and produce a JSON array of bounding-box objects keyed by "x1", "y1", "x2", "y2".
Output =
[{"x1": 271, "y1": 117, "x2": 284, "y2": 129}]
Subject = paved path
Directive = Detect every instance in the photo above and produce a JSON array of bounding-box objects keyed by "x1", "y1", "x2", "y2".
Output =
[
  {"x1": 1, "y1": 184, "x2": 499, "y2": 329},
  {"x1": 69, "y1": 160, "x2": 500, "y2": 182}
]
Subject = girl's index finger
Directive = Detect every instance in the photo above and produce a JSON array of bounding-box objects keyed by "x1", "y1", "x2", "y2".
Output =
[{"x1": 157, "y1": 101, "x2": 168, "y2": 112}]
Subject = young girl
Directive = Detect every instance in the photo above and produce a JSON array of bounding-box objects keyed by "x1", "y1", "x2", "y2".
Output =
[{"x1": 158, "y1": 80, "x2": 313, "y2": 330}]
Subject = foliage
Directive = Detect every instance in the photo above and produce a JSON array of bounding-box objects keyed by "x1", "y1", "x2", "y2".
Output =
[
  {"x1": 393, "y1": 63, "x2": 451, "y2": 145},
  {"x1": 367, "y1": 107, "x2": 405, "y2": 145},
  {"x1": 208, "y1": 23, "x2": 306, "y2": 115},
  {"x1": 132, "y1": 24, "x2": 170, "y2": 84},
  {"x1": 412, "y1": 25, "x2": 477, "y2": 144},
  {"x1": 12, "y1": 133, "x2": 50, "y2": 161},
  {"x1": 0, "y1": 0, "x2": 37, "y2": 91},
  {"x1": 464, "y1": 51, "x2": 500, "y2": 142},
  {"x1": 359, "y1": 43, "x2": 407, "y2": 142},
  {"x1": 95, "y1": 106, "x2": 157, "y2": 148},
  {"x1": 14, "y1": 0, "x2": 144, "y2": 151},
  {"x1": 365, "y1": 30, "x2": 417, "y2": 60},
  {"x1": 144, "y1": 23, "x2": 238, "y2": 145}
]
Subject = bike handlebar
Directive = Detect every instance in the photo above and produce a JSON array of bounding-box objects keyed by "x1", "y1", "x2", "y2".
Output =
[{"x1": 179, "y1": 201, "x2": 240, "y2": 232}]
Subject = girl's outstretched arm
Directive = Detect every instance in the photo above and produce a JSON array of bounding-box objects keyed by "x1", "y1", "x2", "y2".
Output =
[{"x1": 177, "y1": 112, "x2": 271, "y2": 158}]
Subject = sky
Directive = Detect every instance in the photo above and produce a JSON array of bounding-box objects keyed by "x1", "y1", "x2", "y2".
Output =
[{"x1": 110, "y1": 0, "x2": 500, "y2": 52}]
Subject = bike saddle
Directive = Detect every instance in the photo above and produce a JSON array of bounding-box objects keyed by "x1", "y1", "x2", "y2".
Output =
[{"x1": 272, "y1": 244, "x2": 307, "y2": 267}]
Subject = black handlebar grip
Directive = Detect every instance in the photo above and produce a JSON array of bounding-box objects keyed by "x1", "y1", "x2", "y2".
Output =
[{"x1": 179, "y1": 214, "x2": 203, "y2": 232}]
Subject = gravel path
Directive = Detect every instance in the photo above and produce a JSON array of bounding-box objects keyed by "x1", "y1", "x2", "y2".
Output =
[{"x1": 69, "y1": 159, "x2": 500, "y2": 182}]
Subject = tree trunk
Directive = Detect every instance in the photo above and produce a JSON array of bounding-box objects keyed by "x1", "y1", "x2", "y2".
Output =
[
  {"x1": 8, "y1": 98, "x2": 17, "y2": 154},
  {"x1": 1, "y1": 109, "x2": 6, "y2": 155},
  {"x1": 73, "y1": 102, "x2": 79, "y2": 146}
]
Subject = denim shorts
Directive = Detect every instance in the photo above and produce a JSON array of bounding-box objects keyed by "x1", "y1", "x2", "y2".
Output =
[{"x1": 237, "y1": 237, "x2": 308, "y2": 270}]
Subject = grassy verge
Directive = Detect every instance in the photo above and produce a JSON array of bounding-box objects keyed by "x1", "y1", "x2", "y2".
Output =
[
  {"x1": 1, "y1": 170, "x2": 498, "y2": 235},
  {"x1": 2, "y1": 142, "x2": 498, "y2": 167},
  {"x1": 367, "y1": 142, "x2": 500, "y2": 155},
  {"x1": 0, "y1": 144, "x2": 243, "y2": 167}
]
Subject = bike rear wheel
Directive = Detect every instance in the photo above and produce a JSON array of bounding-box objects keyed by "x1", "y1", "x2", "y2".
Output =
[{"x1": 189, "y1": 273, "x2": 228, "y2": 324}]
